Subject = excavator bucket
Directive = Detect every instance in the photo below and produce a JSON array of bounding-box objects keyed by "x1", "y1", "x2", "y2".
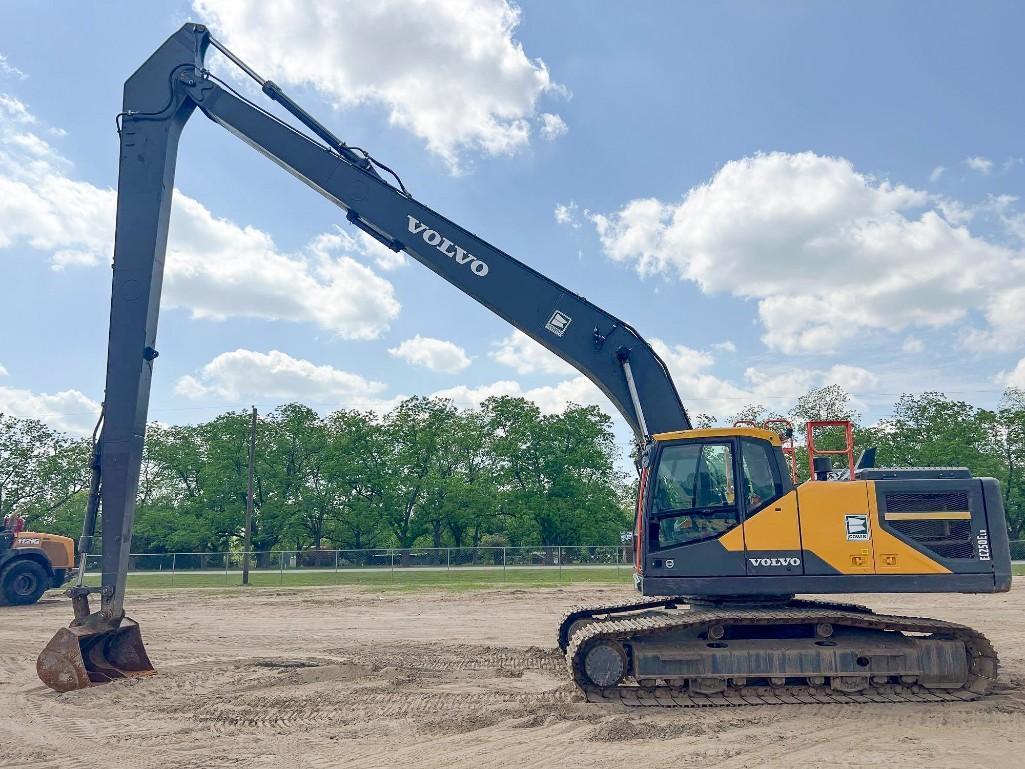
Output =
[{"x1": 37, "y1": 616, "x2": 154, "y2": 692}]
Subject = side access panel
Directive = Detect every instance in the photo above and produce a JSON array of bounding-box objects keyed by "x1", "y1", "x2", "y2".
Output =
[
  {"x1": 719, "y1": 490, "x2": 804, "y2": 576},
  {"x1": 797, "y1": 481, "x2": 875, "y2": 575}
]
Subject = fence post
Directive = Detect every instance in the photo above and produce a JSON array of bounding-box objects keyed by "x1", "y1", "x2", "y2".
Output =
[
  {"x1": 558, "y1": 546, "x2": 562, "y2": 582},
  {"x1": 390, "y1": 549, "x2": 395, "y2": 579},
  {"x1": 170, "y1": 552, "x2": 176, "y2": 587},
  {"x1": 225, "y1": 553, "x2": 229, "y2": 586},
  {"x1": 279, "y1": 551, "x2": 284, "y2": 585},
  {"x1": 616, "y1": 546, "x2": 620, "y2": 577},
  {"x1": 334, "y1": 549, "x2": 339, "y2": 583},
  {"x1": 503, "y1": 547, "x2": 507, "y2": 581},
  {"x1": 447, "y1": 547, "x2": 450, "y2": 572}
]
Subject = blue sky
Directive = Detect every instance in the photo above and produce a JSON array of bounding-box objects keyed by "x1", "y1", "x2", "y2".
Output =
[{"x1": 1, "y1": 1, "x2": 1023, "y2": 449}]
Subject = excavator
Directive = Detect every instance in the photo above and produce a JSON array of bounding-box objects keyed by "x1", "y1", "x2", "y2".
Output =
[{"x1": 37, "y1": 23, "x2": 1012, "y2": 705}]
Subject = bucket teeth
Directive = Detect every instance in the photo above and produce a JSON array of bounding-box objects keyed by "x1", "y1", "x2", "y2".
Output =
[{"x1": 36, "y1": 617, "x2": 155, "y2": 692}]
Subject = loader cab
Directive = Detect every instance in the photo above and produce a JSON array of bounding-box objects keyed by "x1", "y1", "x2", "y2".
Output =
[{"x1": 636, "y1": 428, "x2": 794, "y2": 580}]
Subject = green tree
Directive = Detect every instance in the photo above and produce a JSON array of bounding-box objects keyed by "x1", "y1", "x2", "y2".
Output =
[
  {"x1": 872, "y1": 393, "x2": 999, "y2": 474},
  {"x1": 788, "y1": 385, "x2": 862, "y2": 480},
  {"x1": 321, "y1": 409, "x2": 390, "y2": 550},
  {"x1": 381, "y1": 397, "x2": 458, "y2": 548},
  {"x1": 0, "y1": 413, "x2": 90, "y2": 533},
  {"x1": 486, "y1": 397, "x2": 628, "y2": 546},
  {"x1": 985, "y1": 389, "x2": 1025, "y2": 537}
]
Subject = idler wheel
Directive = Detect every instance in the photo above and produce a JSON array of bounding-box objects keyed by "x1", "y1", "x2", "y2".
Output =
[{"x1": 582, "y1": 641, "x2": 628, "y2": 688}]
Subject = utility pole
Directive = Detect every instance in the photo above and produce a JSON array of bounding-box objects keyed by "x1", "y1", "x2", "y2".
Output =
[{"x1": 242, "y1": 405, "x2": 257, "y2": 585}]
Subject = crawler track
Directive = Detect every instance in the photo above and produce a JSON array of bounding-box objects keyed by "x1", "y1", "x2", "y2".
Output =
[{"x1": 560, "y1": 599, "x2": 997, "y2": 707}]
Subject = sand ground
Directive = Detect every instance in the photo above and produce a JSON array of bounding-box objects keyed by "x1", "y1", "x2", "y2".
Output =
[{"x1": 2, "y1": 584, "x2": 1024, "y2": 769}]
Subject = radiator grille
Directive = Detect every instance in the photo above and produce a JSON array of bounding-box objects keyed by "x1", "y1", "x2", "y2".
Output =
[
  {"x1": 884, "y1": 491, "x2": 974, "y2": 559},
  {"x1": 889, "y1": 519, "x2": 974, "y2": 559},
  {"x1": 884, "y1": 491, "x2": 969, "y2": 512}
]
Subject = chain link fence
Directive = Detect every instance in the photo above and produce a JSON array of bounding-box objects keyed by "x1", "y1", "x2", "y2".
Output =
[
  {"x1": 75, "y1": 540, "x2": 1025, "y2": 589},
  {"x1": 77, "y1": 545, "x2": 636, "y2": 588}
]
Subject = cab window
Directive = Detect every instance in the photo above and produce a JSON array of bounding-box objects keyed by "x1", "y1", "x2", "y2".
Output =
[
  {"x1": 652, "y1": 442, "x2": 738, "y2": 548},
  {"x1": 741, "y1": 438, "x2": 783, "y2": 514}
]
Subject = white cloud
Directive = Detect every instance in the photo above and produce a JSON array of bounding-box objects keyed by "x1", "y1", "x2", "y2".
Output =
[
  {"x1": 0, "y1": 94, "x2": 34, "y2": 123},
  {"x1": 455, "y1": 339, "x2": 883, "y2": 422},
  {"x1": 970, "y1": 193, "x2": 1025, "y2": 244},
  {"x1": 0, "y1": 138, "x2": 113, "y2": 266},
  {"x1": 901, "y1": 336, "x2": 925, "y2": 354},
  {"x1": 388, "y1": 335, "x2": 471, "y2": 373},
  {"x1": 996, "y1": 358, "x2": 1025, "y2": 389},
  {"x1": 178, "y1": 348, "x2": 604, "y2": 416},
  {"x1": 651, "y1": 339, "x2": 879, "y2": 417},
  {"x1": 162, "y1": 201, "x2": 401, "y2": 339},
  {"x1": 490, "y1": 330, "x2": 574, "y2": 375},
  {"x1": 959, "y1": 285, "x2": 1025, "y2": 353},
  {"x1": 195, "y1": 0, "x2": 564, "y2": 171},
  {"x1": 0, "y1": 55, "x2": 26, "y2": 80},
  {"x1": 964, "y1": 156, "x2": 994, "y2": 174},
  {"x1": 0, "y1": 95, "x2": 400, "y2": 339},
  {"x1": 824, "y1": 364, "x2": 880, "y2": 392},
  {"x1": 432, "y1": 376, "x2": 609, "y2": 415},
  {"x1": 590, "y1": 151, "x2": 1025, "y2": 355},
  {"x1": 1003, "y1": 209, "x2": 1025, "y2": 243},
  {"x1": 0, "y1": 382, "x2": 100, "y2": 435},
  {"x1": 539, "y1": 113, "x2": 568, "y2": 141},
  {"x1": 934, "y1": 196, "x2": 973, "y2": 225},
  {"x1": 929, "y1": 166, "x2": 946, "y2": 183},
  {"x1": 711, "y1": 340, "x2": 737, "y2": 353},
  {"x1": 554, "y1": 201, "x2": 580, "y2": 228},
  {"x1": 431, "y1": 379, "x2": 528, "y2": 410},
  {"x1": 175, "y1": 349, "x2": 387, "y2": 407},
  {"x1": 309, "y1": 228, "x2": 408, "y2": 272},
  {"x1": 650, "y1": 339, "x2": 753, "y2": 416},
  {"x1": 172, "y1": 339, "x2": 886, "y2": 432},
  {"x1": 307, "y1": 227, "x2": 407, "y2": 272}
]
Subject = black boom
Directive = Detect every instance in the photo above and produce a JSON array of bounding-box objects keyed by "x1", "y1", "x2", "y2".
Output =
[{"x1": 92, "y1": 23, "x2": 689, "y2": 620}]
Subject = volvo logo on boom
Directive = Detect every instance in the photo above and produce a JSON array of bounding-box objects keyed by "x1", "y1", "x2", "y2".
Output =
[{"x1": 407, "y1": 216, "x2": 489, "y2": 277}]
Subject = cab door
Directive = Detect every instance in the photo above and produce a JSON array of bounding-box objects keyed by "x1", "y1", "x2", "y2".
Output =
[
  {"x1": 738, "y1": 438, "x2": 804, "y2": 576},
  {"x1": 645, "y1": 439, "x2": 747, "y2": 577}
]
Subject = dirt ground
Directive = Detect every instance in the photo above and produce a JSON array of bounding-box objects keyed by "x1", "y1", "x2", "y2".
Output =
[{"x1": 2, "y1": 584, "x2": 1024, "y2": 769}]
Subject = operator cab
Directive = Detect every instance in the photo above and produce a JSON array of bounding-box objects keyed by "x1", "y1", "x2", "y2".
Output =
[
  {"x1": 642, "y1": 427, "x2": 791, "y2": 553},
  {"x1": 636, "y1": 427, "x2": 796, "y2": 583}
]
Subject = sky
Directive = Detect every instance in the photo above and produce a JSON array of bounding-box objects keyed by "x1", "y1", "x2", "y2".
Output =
[{"x1": 0, "y1": 0, "x2": 1023, "y2": 458}]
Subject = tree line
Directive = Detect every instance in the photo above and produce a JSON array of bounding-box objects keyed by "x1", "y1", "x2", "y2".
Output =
[{"x1": 2, "y1": 386, "x2": 1023, "y2": 552}]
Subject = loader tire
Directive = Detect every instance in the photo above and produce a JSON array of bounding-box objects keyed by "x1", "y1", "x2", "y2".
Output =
[{"x1": 1, "y1": 559, "x2": 49, "y2": 605}]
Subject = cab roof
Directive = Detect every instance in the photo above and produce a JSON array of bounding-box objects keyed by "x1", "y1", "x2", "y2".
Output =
[{"x1": 652, "y1": 427, "x2": 782, "y2": 446}]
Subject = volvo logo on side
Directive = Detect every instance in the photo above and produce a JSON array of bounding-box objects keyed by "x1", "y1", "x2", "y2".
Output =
[
  {"x1": 748, "y1": 557, "x2": 801, "y2": 567},
  {"x1": 407, "y1": 216, "x2": 489, "y2": 277}
]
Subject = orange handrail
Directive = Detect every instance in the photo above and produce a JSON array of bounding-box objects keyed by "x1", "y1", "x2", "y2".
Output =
[{"x1": 805, "y1": 419, "x2": 855, "y2": 480}]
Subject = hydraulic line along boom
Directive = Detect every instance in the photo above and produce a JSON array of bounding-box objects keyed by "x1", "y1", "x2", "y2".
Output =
[{"x1": 36, "y1": 23, "x2": 687, "y2": 691}]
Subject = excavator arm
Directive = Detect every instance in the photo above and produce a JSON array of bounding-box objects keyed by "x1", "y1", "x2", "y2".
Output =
[{"x1": 36, "y1": 23, "x2": 688, "y2": 691}]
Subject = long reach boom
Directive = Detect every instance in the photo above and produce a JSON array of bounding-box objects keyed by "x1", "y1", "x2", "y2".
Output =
[{"x1": 36, "y1": 23, "x2": 687, "y2": 691}]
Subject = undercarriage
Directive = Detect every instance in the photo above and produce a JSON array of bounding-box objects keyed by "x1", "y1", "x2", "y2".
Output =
[{"x1": 558, "y1": 598, "x2": 997, "y2": 706}]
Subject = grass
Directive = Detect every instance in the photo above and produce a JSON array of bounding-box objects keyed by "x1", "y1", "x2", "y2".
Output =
[
  {"x1": 74, "y1": 564, "x2": 1025, "y2": 591},
  {"x1": 79, "y1": 565, "x2": 635, "y2": 592}
]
